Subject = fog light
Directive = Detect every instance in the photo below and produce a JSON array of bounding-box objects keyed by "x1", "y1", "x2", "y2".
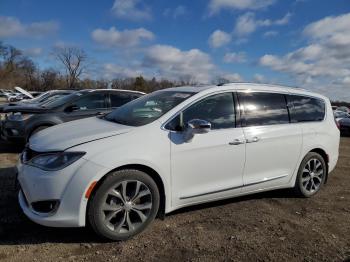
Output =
[{"x1": 31, "y1": 200, "x2": 60, "y2": 214}]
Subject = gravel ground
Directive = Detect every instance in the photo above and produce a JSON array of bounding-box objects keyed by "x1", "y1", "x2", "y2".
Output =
[{"x1": 0, "y1": 138, "x2": 349, "y2": 262}]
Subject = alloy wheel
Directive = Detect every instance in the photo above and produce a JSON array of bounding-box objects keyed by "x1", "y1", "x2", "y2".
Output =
[
  {"x1": 301, "y1": 158, "x2": 324, "y2": 194},
  {"x1": 101, "y1": 180, "x2": 152, "y2": 233}
]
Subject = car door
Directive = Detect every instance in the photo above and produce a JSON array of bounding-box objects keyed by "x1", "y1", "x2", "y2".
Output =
[
  {"x1": 63, "y1": 93, "x2": 109, "y2": 122},
  {"x1": 237, "y1": 91, "x2": 302, "y2": 192},
  {"x1": 166, "y1": 92, "x2": 246, "y2": 207}
]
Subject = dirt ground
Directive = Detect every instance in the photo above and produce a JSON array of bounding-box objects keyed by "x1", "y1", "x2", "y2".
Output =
[{"x1": 0, "y1": 139, "x2": 349, "y2": 262}]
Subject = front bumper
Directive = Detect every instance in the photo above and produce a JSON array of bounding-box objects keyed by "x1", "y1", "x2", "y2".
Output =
[{"x1": 17, "y1": 157, "x2": 110, "y2": 227}]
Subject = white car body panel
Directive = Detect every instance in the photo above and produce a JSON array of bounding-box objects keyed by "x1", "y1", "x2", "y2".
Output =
[
  {"x1": 30, "y1": 117, "x2": 133, "y2": 151},
  {"x1": 241, "y1": 123, "x2": 302, "y2": 191},
  {"x1": 170, "y1": 127, "x2": 246, "y2": 207},
  {"x1": 17, "y1": 83, "x2": 340, "y2": 227}
]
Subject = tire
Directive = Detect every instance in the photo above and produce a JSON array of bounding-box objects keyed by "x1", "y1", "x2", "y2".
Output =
[
  {"x1": 294, "y1": 152, "x2": 327, "y2": 197},
  {"x1": 88, "y1": 169, "x2": 160, "y2": 241}
]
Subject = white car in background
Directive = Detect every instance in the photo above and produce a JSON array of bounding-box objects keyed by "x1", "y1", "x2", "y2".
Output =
[{"x1": 17, "y1": 83, "x2": 340, "y2": 241}]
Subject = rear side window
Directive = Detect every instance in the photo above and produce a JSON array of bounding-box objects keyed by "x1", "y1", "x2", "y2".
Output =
[
  {"x1": 287, "y1": 95, "x2": 325, "y2": 122},
  {"x1": 238, "y1": 92, "x2": 289, "y2": 127}
]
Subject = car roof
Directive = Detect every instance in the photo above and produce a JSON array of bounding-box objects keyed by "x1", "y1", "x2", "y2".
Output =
[
  {"x1": 82, "y1": 89, "x2": 146, "y2": 95},
  {"x1": 162, "y1": 82, "x2": 328, "y2": 100}
]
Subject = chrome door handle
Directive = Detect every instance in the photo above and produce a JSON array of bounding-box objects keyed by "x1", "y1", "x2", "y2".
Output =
[
  {"x1": 229, "y1": 139, "x2": 245, "y2": 145},
  {"x1": 246, "y1": 136, "x2": 260, "y2": 143}
]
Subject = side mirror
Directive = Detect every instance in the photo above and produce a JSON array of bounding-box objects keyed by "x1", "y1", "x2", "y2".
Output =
[
  {"x1": 65, "y1": 105, "x2": 79, "y2": 112},
  {"x1": 184, "y1": 119, "x2": 211, "y2": 142}
]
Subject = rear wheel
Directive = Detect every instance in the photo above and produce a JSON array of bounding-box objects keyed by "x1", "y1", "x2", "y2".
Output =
[
  {"x1": 88, "y1": 169, "x2": 160, "y2": 241},
  {"x1": 294, "y1": 152, "x2": 326, "y2": 197}
]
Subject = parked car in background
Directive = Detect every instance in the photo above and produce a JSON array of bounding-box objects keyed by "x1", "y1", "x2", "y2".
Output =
[
  {"x1": 0, "y1": 90, "x2": 10, "y2": 103},
  {"x1": 1, "y1": 89, "x2": 144, "y2": 143},
  {"x1": 0, "y1": 90, "x2": 75, "y2": 113},
  {"x1": 17, "y1": 83, "x2": 339, "y2": 241},
  {"x1": 333, "y1": 110, "x2": 350, "y2": 121},
  {"x1": 30, "y1": 91, "x2": 43, "y2": 97},
  {"x1": 338, "y1": 118, "x2": 350, "y2": 136},
  {"x1": 6, "y1": 87, "x2": 33, "y2": 102},
  {"x1": 336, "y1": 106, "x2": 350, "y2": 113}
]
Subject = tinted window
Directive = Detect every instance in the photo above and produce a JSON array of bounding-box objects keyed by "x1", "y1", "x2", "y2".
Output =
[
  {"x1": 42, "y1": 92, "x2": 85, "y2": 108},
  {"x1": 105, "y1": 91, "x2": 195, "y2": 126},
  {"x1": 74, "y1": 94, "x2": 106, "y2": 110},
  {"x1": 110, "y1": 93, "x2": 132, "y2": 108},
  {"x1": 166, "y1": 93, "x2": 235, "y2": 131},
  {"x1": 239, "y1": 92, "x2": 289, "y2": 126},
  {"x1": 287, "y1": 95, "x2": 325, "y2": 122}
]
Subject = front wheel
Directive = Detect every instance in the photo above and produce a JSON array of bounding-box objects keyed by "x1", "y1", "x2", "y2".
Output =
[
  {"x1": 294, "y1": 152, "x2": 327, "y2": 197},
  {"x1": 88, "y1": 169, "x2": 160, "y2": 241}
]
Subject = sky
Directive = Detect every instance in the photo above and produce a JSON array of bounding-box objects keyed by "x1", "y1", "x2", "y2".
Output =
[{"x1": 1, "y1": 0, "x2": 350, "y2": 101}]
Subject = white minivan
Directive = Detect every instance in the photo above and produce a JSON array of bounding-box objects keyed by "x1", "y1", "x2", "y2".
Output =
[{"x1": 17, "y1": 83, "x2": 340, "y2": 240}]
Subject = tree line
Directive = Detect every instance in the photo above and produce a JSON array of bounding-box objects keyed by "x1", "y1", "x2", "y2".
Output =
[{"x1": 0, "y1": 42, "x2": 185, "y2": 93}]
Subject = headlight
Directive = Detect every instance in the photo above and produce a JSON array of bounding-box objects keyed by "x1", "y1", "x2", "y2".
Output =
[
  {"x1": 8, "y1": 112, "x2": 33, "y2": 121},
  {"x1": 29, "y1": 152, "x2": 86, "y2": 171}
]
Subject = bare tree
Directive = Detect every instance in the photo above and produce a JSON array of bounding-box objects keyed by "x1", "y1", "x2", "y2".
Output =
[{"x1": 53, "y1": 47, "x2": 87, "y2": 89}]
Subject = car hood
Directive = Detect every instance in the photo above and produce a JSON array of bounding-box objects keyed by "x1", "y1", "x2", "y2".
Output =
[
  {"x1": 15, "y1": 86, "x2": 33, "y2": 99},
  {"x1": 29, "y1": 117, "x2": 133, "y2": 152}
]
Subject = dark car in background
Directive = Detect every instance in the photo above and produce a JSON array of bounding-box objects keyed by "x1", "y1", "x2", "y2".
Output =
[
  {"x1": 0, "y1": 90, "x2": 74, "y2": 113},
  {"x1": 339, "y1": 118, "x2": 350, "y2": 136},
  {"x1": 1, "y1": 89, "x2": 144, "y2": 143}
]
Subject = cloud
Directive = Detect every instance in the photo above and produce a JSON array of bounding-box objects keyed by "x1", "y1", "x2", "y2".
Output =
[
  {"x1": 253, "y1": 73, "x2": 265, "y2": 83},
  {"x1": 234, "y1": 12, "x2": 291, "y2": 37},
  {"x1": 208, "y1": 0, "x2": 276, "y2": 15},
  {"x1": 259, "y1": 13, "x2": 350, "y2": 100},
  {"x1": 208, "y1": 30, "x2": 231, "y2": 48},
  {"x1": 263, "y1": 30, "x2": 278, "y2": 37},
  {"x1": 143, "y1": 44, "x2": 215, "y2": 83},
  {"x1": 111, "y1": 0, "x2": 151, "y2": 21},
  {"x1": 91, "y1": 27, "x2": 154, "y2": 47},
  {"x1": 0, "y1": 16, "x2": 59, "y2": 38},
  {"x1": 218, "y1": 73, "x2": 243, "y2": 82},
  {"x1": 275, "y1": 12, "x2": 292, "y2": 25},
  {"x1": 23, "y1": 47, "x2": 43, "y2": 57},
  {"x1": 163, "y1": 5, "x2": 187, "y2": 18},
  {"x1": 103, "y1": 63, "x2": 143, "y2": 79},
  {"x1": 223, "y1": 52, "x2": 246, "y2": 63}
]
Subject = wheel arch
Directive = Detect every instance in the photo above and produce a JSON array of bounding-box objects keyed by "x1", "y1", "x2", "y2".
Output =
[{"x1": 87, "y1": 164, "x2": 166, "y2": 220}]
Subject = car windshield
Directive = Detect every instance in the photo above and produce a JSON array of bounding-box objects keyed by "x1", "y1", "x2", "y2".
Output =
[
  {"x1": 41, "y1": 92, "x2": 82, "y2": 108},
  {"x1": 104, "y1": 90, "x2": 195, "y2": 126}
]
